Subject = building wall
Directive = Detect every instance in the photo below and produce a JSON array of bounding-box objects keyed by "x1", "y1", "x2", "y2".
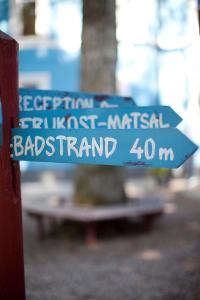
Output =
[
  {"x1": 19, "y1": 47, "x2": 80, "y2": 90},
  {"x1": 0, "y1": 0, "x2": 81, "y2": 91}
]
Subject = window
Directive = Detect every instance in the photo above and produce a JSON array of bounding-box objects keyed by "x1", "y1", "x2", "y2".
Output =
[
  {"x1": 9, "y1": 0, "x2": 50, "y2": 38},
  {"x1": 19, "y1": 72, "x2": 51, "y2": 89}
]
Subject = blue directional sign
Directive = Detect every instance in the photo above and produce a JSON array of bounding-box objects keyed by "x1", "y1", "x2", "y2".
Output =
[
  {"x1": 19, "y1": 106, "x2": 182, "y2": 130},
  {"x1": 11, "y1": 128, "x2": 198, "y2": 168},
  {"x1": 19, "y1": 88, "x2": 136, "y2": 111}
]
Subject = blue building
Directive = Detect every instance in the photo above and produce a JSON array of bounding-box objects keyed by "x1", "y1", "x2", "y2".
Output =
[
  {"x1": 0, "y1": 0, "x2": 197, "y2": 104},
  {"x1": 0, "y1": 0, "x2": 81, "y2": 92}
]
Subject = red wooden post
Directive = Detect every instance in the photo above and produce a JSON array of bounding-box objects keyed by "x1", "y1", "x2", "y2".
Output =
[{"x1": 0, "y1": 31, "x2": 26, "y2": 299}]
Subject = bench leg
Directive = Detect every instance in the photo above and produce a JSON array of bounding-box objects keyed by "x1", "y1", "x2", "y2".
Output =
[
  {"x1": 28, "y1": 213, "x2": 45, "y2": 240},
  {"x1": 29, "y1": 214, "x2": 45, "y2": 241},
  {"x1": 36, "y1": 215, "x2": 45, "y2": 240},
  {"x1": 85, "y1": 223, "x2": 97, "y2": 246},
  {"x1": 143, "y1": 212, "x2": 163, "y2": 231}
]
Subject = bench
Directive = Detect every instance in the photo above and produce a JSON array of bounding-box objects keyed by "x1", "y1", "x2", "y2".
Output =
[{"x1": 23, "y1": 196, "x2": 164, "y2": 244}]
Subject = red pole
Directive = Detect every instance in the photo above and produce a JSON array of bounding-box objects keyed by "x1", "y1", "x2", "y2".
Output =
[{"x1": 0, "y1": 31, "x2": 25, "y2": 299}]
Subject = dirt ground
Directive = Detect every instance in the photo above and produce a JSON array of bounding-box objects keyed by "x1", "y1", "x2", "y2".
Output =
[{"x1": 23, "y1": 186, "x2": 200, "y2": 300}]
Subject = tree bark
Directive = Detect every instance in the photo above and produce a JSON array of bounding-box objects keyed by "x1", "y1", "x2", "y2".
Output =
[{"x1": 74, "y1": 0, "x2": 126, "y2": 206}]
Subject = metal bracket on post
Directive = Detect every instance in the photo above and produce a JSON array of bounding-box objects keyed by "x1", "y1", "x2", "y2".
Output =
[{"x1": 0, "y1": 31, "x2": 26, "y2": 300}]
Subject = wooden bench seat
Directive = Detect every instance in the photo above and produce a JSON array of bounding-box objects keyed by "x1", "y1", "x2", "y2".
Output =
[{"x1": 23, "y1": 196, "x2": 164, "y2": 244}]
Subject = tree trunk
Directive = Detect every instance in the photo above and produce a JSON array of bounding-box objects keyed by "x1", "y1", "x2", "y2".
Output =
[{"x1": 74, "y1": 0, "x2": 126, "y2": 206}]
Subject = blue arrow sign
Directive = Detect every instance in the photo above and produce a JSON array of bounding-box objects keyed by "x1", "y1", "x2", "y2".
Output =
[
  {"x1": 19, "y1": 106, "x2": 182, "y2": 129},
  {"x1": 19, "y1": 88, "x2": 136, "y2": 112},
  {"x1": 11, "y1": 128, "x2": 198, "y2": 168}
]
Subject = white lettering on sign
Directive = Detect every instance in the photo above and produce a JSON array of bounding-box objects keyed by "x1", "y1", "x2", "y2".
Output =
[
  {"x1": 13, "y1": 135, "x2": 24, "y2": 156},
  {"x1": 105, "y1": 137, "x2": 117, "y2": 158},
  {"x1": 46, "y1": 136, "x2": 55, "y2": 156},
  {"x1": 103, "y1": 113, "x2": 170, "y2": 129},
  {"x1": 159, "y1": 147, "x2": 174, "y2": 160},
  {"x1": 13, "y1": 135, "x2": 117, "y2": 159},
  {"x1": 20, "y1": 112, "x2": 170, "y2": 129},
  {"x1": 144, "y1": 138, "x2": 156, "y2": 160},
  {"x1": 130, "y1": 112, "x2": 141, "y2": 128},
  {"x1": 19, "y1": 95, "x2": 94, "y2": 111},
  {"x1": 67, "y1": 116, "x2": 79, "y2": 129},
  {"x1": 24, "y1": 136, "x2": 34, "y2": 156},
  {"x1": 56, "y1": 117, "x2": 65, "y2": 128},
  {"x1": 130, "y1": 138, "x2": 174, "y2": 161},
  {"x1": 92, "y1": 137, "x2": 103, "y2": 157},
  {"x1": 130, "y1": 138, "x2": 144, "y2": 159}
]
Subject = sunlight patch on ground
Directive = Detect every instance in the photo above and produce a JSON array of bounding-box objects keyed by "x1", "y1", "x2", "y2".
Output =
[
  {"x1": 169, "y1": 177, "x2": 200, "y2": 192},
  {"x1": 164, "y1": 202, "x2": 177, "y2": 214},
  {"x1": 138, "y1": 249, "x2": 163, "y2": 261},
  {"x1": 168, "y1": 178, "x2": 189, "y2": 192},
  {"x1": 125, "y1": 178, "x2": 156, "y2": 198},
  {"x1": 168, "y1": 177, "x2": 200, "y2": 200}
]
